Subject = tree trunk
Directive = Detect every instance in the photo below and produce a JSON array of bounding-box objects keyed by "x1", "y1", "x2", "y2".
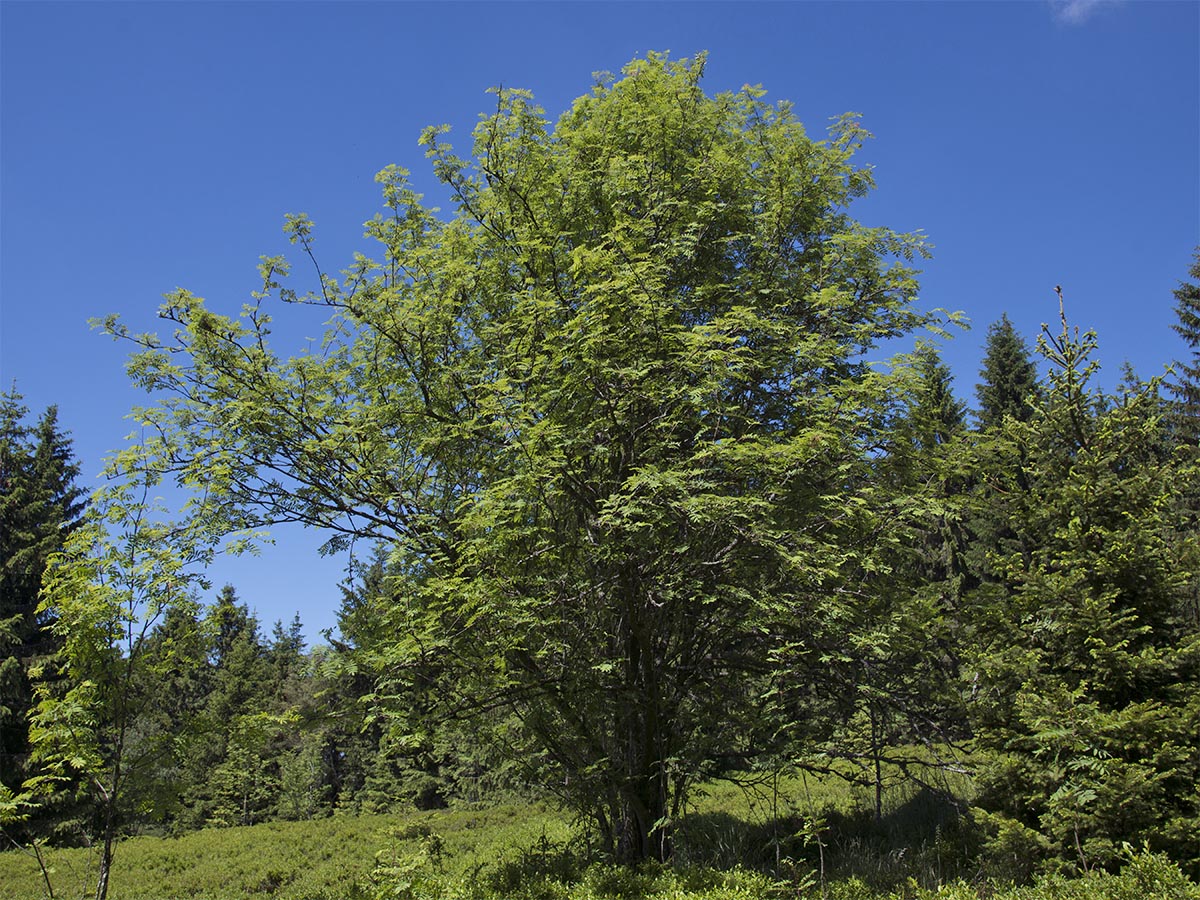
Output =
[
  {"x1": 94, "y1": 766, "x2": 120, "y2": 900},
  {"x1": 611, "y1": 591, "x2": 673, "y2": 864},
  {"x1": 94, "y1": 828, "x2": 114, "y2": 900},
  {"x1": 614, "y1": 776, "x2": 671, "y2": 863},
  {"x1": 870, "y1": 700, "x2": 883, "y2": 824}
]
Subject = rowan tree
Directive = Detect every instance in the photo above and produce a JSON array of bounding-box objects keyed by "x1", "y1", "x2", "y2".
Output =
[
  {"x1": 17, "y1": 427, "x2": 251, "y2": 899},
  {"x1": 99, "y1": 53, "x2": 940, "y2": 862}
]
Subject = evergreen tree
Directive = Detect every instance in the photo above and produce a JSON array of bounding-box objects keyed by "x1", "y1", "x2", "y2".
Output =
[
  {"x1": 910, "y1": 343, "x2": 968, "y2": 451},
  {"x1": 208, "y1": 584, "x2": 255, "y2": 670},
  {"x1": 966, "y1": 317, "x2": 1041, "y2": 606},
  {"x1": 897, "y1": 344, "x2": 970, "y2": 631},
  {"x1": 0, "y1": 390, "x2": 35, "y2": 799},
  {"x1": 822, "y1": 344, "x2": 971, "y2": 820},
  {"x1": 0, "y1": 390, "x2": 85, "y2": 817},
  {"x1": 1167, "y1": 248, "x2": 1200, "y2": 445},
  {"x1": 320, "y1": 548, "x2": 406, "y2": 812},
  {"x1": 964, "y1": 312, "x2": 1200, "y2": 877},
  {"x1": 976, "y1": 313, "x2": 1040, "y2": 431},
  {"x1": 136, "y1": 597, "x2": 212, "y2": 833},
  {"x1": 265, "y1": 613, "x2": 307, "y2": 714},
  {"x1": 194, "y1": 586, "x2": 277, "y2": 826},
  {"x1": 29, "y1": 406, "x2": 87, "y2": 552}
]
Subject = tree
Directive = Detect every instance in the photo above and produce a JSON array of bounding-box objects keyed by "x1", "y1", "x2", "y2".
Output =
[
  {"x1": 814, "y1": 343, "x2": 970, "y2": 822},
  {"x1": 0, "y1": 389, "x2": 37, "y2": 802},
  {"x1": 329, "y1": 546, "x2": 529, "y2": 812},
  {"x1": 100, "y1": 53, "x2": 939, "y2": 862},
  {"x1": 964, "y1": 302, "x2": 1200, "y2": 877},
  {"x1": 1167, "y1": 248, "x2": 1200, "y2": 445},
  {"x1": 267, "y1": 613, "x2": 306, "y2": 699},
  {"x1": 0, "y1": 390, "x2": 85, "y2": 836},
  {"x1": 188, "y1": 586, "x2": 278, "y2": 827},
  {"x1": 965, "y1": 315, "x2": 1041, "y2": 617},
  {"x1": 976, "y1": 313, "x2": 1039, "y2": 431},
  {"x1": 20, "y1": 441, "x2": 241, "y2": 900},
  {"x1": 910, "y1": 343, "x2": 968, "y2": 450},
  {"x1": 134, "y1": 595, "x2": 212, "y2": 833}
]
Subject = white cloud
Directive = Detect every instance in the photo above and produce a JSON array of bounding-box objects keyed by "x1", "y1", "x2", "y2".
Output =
[{"x1": 1049, "y1": 0, "x2": 1124, "y2": 25}]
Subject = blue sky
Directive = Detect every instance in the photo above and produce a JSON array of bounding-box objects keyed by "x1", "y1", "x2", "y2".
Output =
[{"x1": 2, "y1": 0, "x2": 1197, "y2": 643}]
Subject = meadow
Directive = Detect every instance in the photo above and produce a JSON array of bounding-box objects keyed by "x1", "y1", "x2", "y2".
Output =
[{"x1": 2, "y1": 773, "x2": 1196, "y2": 900}]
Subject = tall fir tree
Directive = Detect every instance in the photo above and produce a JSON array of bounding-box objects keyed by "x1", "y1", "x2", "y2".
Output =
[
  {"x1": 0, "y1": 390, "x2": 85, "y2": 811},
  {"x1": 198, "y1": 586, "x2": 298, "y2": 828},
  {"x1": 909, "y1": 343, "x2": 968, "y2": 452},
  {"x1": 964, "y1": 313, "x2": 1200, "y2": 878},
  {"x1": 1167, "y1": 248, "x2": 1200, "y2": 446},
  {"x1": 976, "y1": 313, "x2": 1040, "y2": 431},
  {"x1": 828, "y1": 343, "x2": 972, "y2": 819},
  {"x1": 0, "y1": 389, "x2": 34, "y2": 801}
]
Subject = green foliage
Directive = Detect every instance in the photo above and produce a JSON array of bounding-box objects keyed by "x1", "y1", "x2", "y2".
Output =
[
  {"x1": 976, "y1": 313, "x2": 1040, "y2": 431},
  {"x1": 0, "y1": 389, "x2": 85, "y2": 825},
  {"x1": 15, "y1": 427, "x2": 260, "y2": 897},
  {"x1": 964, "y1": 303, "x2": 1200, "y2": 877},
  {"x1": 795, "y1": 343, "x2": 971, "y2": 826},
  {"x1": 14, "y1": 46, "x2": 1193, "y2": 895},
  {"x1": 99, "y1": 51, "x2": 940, "y2": 862},
  {"x1": 1168, "y1": 248, "x2": 1200, "y2": 445}
]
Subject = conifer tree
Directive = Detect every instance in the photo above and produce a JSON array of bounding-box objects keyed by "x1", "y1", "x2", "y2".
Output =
[
  {"x1": 0, "y1": 391, "x2": 85, "y2": 817},
  {"x1": 825, "y1": 344, "x2": 970, "y2": 820},
  {"x1": 965, "y1": 308, "x2": 1200, "y2": 877},
  {"x1": 1167, "y1": 248, "x2": 1200, "y2": 445},
  {"x1": 267, "y1": 614, "x2": 306, "y2": 700},
  {"x1": 976, "y1": 313, "x2": 1039, "y2": 431},
  {"x1": 194, "y1": 586, "x2": 279, "y2": 826},
  {"x1": 901, "y1": 344, "x2": 969, "y2": 613},
  {"x1": 911, "y1": 343, "x2": 968, "y2": 449},
  {"x1": 0, "y1": 390, "x2": 34, "y2": 802}
]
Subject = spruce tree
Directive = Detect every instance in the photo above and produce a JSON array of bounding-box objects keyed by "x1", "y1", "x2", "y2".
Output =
[
  {"x1": 976, "y1": 313, "x2": 1040, "y2": 431},
  {"x1": 197, "y1": 587, "x2": 282, "y2": 827},
  {"x1": 1167, "y1": 248, "x2": 1200, "y2": 445},
  {"x1": 0, "y1": 389, "x2": 35, "y2": 798},
  {"x1": 0, "y1": 391, "x2": 85, "y2": 807},
  {"x1": 823, "y1": 343, "x2": 971, "y2": 823},
  {"x1": 910, "y1": 343, "x2": 968, "y2": 451},
  {"x1": 965, "y1": 315, "x2": 1200, "y2": 877},
  {"x1": 136, "y1": 596, "x2": 212, "y2": 833}
]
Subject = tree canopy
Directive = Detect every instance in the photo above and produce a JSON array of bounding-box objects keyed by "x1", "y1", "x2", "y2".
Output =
[{"x1": 97, "y1": 52, "x2": 942, "y2": 861}]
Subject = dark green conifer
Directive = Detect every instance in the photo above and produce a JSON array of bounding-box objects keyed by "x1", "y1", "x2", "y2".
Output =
[
  {"x1": 1167, "y1": 249, "x2": 1200, "y2": 445},
  {"x1": 0, "y1": 390, "x2": 85, "y2": 802},
  {"x1": 965, "y1": 318, "x2": 1200, "y2": 877},
  {"x1": 976, "y1": 313, "x2": 1040, "y2": 431},
  {"x1": 911, "y1": 343, "x2": 968, "y2": 450}
]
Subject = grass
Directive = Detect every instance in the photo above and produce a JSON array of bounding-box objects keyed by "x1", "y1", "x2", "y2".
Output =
[
  {"x1": 0, "y1": 802, "x2": 574, "y2": 900},
  {"x1": 0, "y1": 770, "x2": 1196, "y2": 900}
]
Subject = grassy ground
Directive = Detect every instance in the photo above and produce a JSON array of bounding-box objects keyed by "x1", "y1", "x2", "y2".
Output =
[
  {"x1": 0, "y1": 802, "x2": 573, "y2": 899},
  {"x1": 1, "y1": 773, "x2": 1196, "y2": 899}
]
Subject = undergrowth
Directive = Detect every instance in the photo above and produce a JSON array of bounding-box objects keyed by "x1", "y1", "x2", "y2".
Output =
[{"x1": 0, "y1": 773, "x2": 1195, "y2": 899}]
